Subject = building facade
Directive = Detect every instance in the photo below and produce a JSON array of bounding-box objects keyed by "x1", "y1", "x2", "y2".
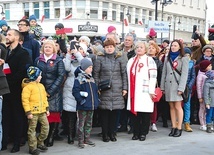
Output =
[{"x1": 0, "y1": 0, "x2": 207, "y2": 43}]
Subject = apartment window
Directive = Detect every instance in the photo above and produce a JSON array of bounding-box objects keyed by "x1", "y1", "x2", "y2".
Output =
[
  {"x1": 3, "y1": 3, "x2": 10, "y2": 20},
  {"x1": 142, "y1": 9, "x2": 146, "y2": 24},
  {"x1": 149, "y1": 10, "x2": 153, "y2": 21},
  {"x1": 54, "y1": 1, "x2": 60, "y2": 18},
  {"x1": 135, "y1": 8, "x2": 139, "y2": 24},
  {"x1": 76, "y1": 0, "x2": 86, "y2": 8},
  {"x1": 23, "y1": 3, "x2": 29, "y2": 19},
  {"x1": 90, "y1": 10, "x2": 98, "y2": 19},
  {"x1": 112, "y1": 4, "x2": 116, "y2": 21},
  {"x1": 65, "y1": 0, "x2": 72, "y2": 16},
  {"x1": 44, "y1": 2, "x2": 49, "y2": 19},
  {"x1": 190, "y1": 0, "x2": 193, "y2": 6},
  {"x1": 33, "y1": 2, "x2": 39, "y2": 19},
  {"x1": 102, "y1": 2, "x2": 108, "y2": 20}
]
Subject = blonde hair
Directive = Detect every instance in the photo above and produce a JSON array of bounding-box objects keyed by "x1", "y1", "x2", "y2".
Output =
[
  {"x1": 149, "y1": 42, "x2": 160, "y2": 56},
  {"x1": 135, "y1": 41, "x2": 148, "y2": 53},
  {"x1": 40, "y1": 40, "x2": 57, "y2": 54}
]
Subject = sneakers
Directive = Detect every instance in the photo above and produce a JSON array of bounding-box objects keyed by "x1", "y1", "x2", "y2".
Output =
[
  {"x1": 78, "y1": 142, "x2": 85, "y2": 149},
  {"x1": 150, "y1": 123, "x2": 157, "y2": 132},
  {"x1": 29, "y1": 149, "x2": 40, "y2": 155},
  {"x1": 184, "y1": 123, "x2": 193, "y2": 132},
  {"x1": 37, "y1": 145, "x2": 48, "y2": 152},
  {"x1": 206, "y1": 124, "x2": 212, "y2": 133},
  {"x1": 84, "y1": 140, "x2": 95, "y2": 147},
  {"x1": 199, "y1": 125, "x2": 207, "y2": 131}
]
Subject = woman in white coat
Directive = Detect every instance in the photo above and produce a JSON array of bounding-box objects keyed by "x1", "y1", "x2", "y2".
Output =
[{"x1": 127, "y1": 41, "x2": 157, "y2": 141}]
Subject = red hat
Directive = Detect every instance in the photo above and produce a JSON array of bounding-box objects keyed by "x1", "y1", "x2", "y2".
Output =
[
  {"x1": 199, "y1": 60, "x2": 211, "y2": 72},
  {"x1": 107, "y1": 26, "x2": 116, "y2": 33},
  {"x1": 149, "y1": 28, "x2": 157, "y2": 37}
]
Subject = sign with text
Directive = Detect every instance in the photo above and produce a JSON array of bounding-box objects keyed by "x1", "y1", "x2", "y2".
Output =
[
  {"x1": 78, "y1": 21, "x2": 98, "y2": 32},
  {"x1": 148, "y1": 21, "x2": 170, "y2": 33}
]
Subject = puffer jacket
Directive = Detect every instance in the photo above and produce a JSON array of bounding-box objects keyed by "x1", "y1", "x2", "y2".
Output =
[
  {"x1": 203, "y1": 78, "x2": 214, "y2": 107},
  {"x1": 63, "y1": 52, "x2": 83, "y2": 112},
  {"x1": 72, "y1": 67, "x2": 100, "y2": 110},
  {"x1": 196, "y1": 70, "x2": 207, "y2": 99},
  {"x1": 187, "y1": 60, "x2": 196, "y2": 91},
  {"x1": 35, "y1": 54, "x2": 65, "y2": 112},
  {"x1": 93, "y1": 51, "x2": 128, "y2": 110},
  {"x1": 21, "y1": 78, "x2": 49, "y2": 115}
]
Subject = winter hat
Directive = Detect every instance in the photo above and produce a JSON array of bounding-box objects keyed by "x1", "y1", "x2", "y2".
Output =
[
  {"x1": 107, "y1": 26, "x2": 116, "y2": 33},
  {"x1": 29, "y1": 15, "x2": 37, "y2": 22},
  {"x1": 80, "y1": 58, "x2": 93, "y2": 71},
  {"x1": 27, "y1": 66, "x2": 41, "y2": 81},
  {"x1": 163, "y1": 40, "x2": 170, "y2": 44},
  {"x1": 205, "y1": 70, "x2": 214, "y2": 80},
  {"x1": 79, "y1": 43, "x2": 88, "y2": 54},
  {"x1": 199, "y1": 60, "x2": 211, "y2": 72},
  {"x1": 94, "y1": 39, "x2": 102, "y2": 45},
  {"x1": 202, "y1": 45, "x2": 213, "y2": 53},
  {"x1": 149, "y1": 28, "x2": 157, "y2": 37},
  {"x1": 0, "y1": 20, "x2": 8, "y2": 28},
  {"x1": 79, "y1": 36, "x2": 90, "y2": 45},
  {"x1": 184, "y1": 47, "x2": 192, "y2": 55}
]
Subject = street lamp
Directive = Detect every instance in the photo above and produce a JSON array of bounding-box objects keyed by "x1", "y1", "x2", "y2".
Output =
[
  {"x1": 173, "y1": 16, "x2": 181, "y2": 40},
  {"x1": 151, "y1": 0, "x2": 159, "y2": 21},
  {"x1": 0, "y1": 5, "x2": 5, "y2": 16},
  {"x1": 167, "y1": 16, "x2": 172, "y2": 41},
  {"x1": 122, "y1": 7, "x2": 130, "y2": 42}
]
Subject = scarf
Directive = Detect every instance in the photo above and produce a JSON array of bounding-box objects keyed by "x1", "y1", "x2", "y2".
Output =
[
  {"x1": 129, "y1": 56, "x2": 139, "y2": 115},
  {"x1": 203, "y1": 55, "x2": 212, "y2": 61},
  {"x1": 169, "y1": 51, "x2": 180, "y2": 61}
]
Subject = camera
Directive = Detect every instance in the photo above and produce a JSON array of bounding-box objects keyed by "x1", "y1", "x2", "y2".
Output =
[{"x1": 191, "y1": 25, "x2": 199, "y2": 40}]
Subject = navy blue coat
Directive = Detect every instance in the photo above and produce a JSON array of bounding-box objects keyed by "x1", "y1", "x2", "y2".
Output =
[
  {"x1": 35, "y1": 54, "x2": 65, "y2": 112},
  {"x1": 72, "y1": 67, "x2": 99, "y2": 111}
]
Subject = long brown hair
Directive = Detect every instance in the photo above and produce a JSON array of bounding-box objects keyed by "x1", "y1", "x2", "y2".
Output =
[{"x1": 168, "y1": 39, "x2": 185, "y2": 58}]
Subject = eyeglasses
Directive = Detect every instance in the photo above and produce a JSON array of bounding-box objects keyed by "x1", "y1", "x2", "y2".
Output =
[{"x1": 17, "y1": 24, "x2": 27, "y2": 27}]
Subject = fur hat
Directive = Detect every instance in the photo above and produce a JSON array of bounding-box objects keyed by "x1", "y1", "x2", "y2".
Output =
[
  {"x1": 199, "y1": 60, "x2": 211, "y2": 72},
  {"x1": 205, "y1": 70, "x2": 214, "y2": 80},
  {"x1": 202, "y1": 45, "x2": 213, "y2": 53},
  {"x1": 29, "y1": 15, "x2": 37, "y2": 22},
  {"x1": 80, "y1": 58, "x2": 93, "y2": 71},
  {"x1": 27, "y1": 66, "x2": 41, "y2": 81},
  {"x1": 107, "y1": 26, "x2": 116, "y2": 33},
  {"x1": 0, "y1": 20, "x2": 8, "y2": 28}
]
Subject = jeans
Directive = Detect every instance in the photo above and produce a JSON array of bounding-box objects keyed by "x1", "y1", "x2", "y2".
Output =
[
  {"x1": 206, "y1": 107, "x2": 214, "y2": 124},
  {"x1": 0, "y1": 96, "x2": 2, "y2": 150},
  {"x1": 184, "y1": 92, "x2": 191, "y2": 123}
]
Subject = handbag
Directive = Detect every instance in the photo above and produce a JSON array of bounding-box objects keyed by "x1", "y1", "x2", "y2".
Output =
[
  {"x1": 152, "y1": 83, "x2": 163, "y2": 102},
  {"x1": 169, "y1": 59, "x2": 189, "y2": 102}
]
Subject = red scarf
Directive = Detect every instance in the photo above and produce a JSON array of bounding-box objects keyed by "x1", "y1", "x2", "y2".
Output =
[{"x1": 129, "y1": 56, "x2": 139, "y2": 115}]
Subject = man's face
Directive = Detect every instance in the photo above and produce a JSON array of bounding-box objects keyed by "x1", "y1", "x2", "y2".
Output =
[
  {"x1": 124, "y1": 36, "x2": 134, "y2": 48},
  {"x1": 192, "y1": 39, "x2": 200, "y2": 47},
  {"x1": 209, "y1": 40, "x2": 214, "y2": 47},
  {"x1": 6, "y1": 30, "x2": 16, "y2": 45},
  {"x1": 17, "y1": 21, "x2": 29, "y2": 32}
]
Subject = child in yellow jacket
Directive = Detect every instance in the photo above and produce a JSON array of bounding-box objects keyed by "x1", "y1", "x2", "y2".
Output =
[{"x1": 22, "y1": 66, "x2": 49, "y2": 155}]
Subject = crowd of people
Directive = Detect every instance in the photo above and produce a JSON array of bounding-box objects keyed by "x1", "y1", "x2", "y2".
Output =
[{"x1": 0, "y1": 14, "x2": 214, "y2": 155}]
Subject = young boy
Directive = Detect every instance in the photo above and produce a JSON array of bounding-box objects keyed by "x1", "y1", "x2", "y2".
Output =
[
  {"x1": 22, "y1": 66, "x2": 49, "y2": 155},
  {"x1": 29, "y1": 15, "x2": 43, "y2": 41},
  {"x1": 0, "y1": 20, "x2": 10, "y2": 36},
  {"x1": 203, "y1": 70, "x2": 214, "y2": 133},
  {"x1": 72, "y1": 58, "x2": 100, "y2": 148}
]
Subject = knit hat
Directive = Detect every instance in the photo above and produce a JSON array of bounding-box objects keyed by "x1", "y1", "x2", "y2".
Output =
[
  {"x1": 80, "y1": 58, "x2": 93, "y2": 71},
  {"x1": 205, "y1": 70, "x2": 214, "y2": 80},
  {"x1": 107, "y1": 26, "x2": 116, "y2": 33},
  {"x1": 0, "y1": 20, "x2": 8, "y2": 28},
  {"x1": 163, "y1": 40, "x2": 170, "y2": 44},
  {"x1": 184, "y1": 47, "x2": 192, "y2": 55},
  {"x1": 79, "y1": 43, "x2": 88, "y2": 54},
  {"x1": 29, "y1": 15, "x2": 37, "y2": 22},
  {"x1": 27, "y1": 66, "x2": 41, "y2": 81},
  {"x1": 202, "y1": 45, "x2": 213, "y2": 53},
  {"x1": 94, "y1": 39, "x2": 102, "y2": 45},
  {"x1": 199, "y1": 60, "x2": 211, "y2": 72}
]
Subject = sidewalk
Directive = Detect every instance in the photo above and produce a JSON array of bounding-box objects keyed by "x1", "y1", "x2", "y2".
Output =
[{"x1": 1, "y1": 123, "x2": 213, "y2": 155}]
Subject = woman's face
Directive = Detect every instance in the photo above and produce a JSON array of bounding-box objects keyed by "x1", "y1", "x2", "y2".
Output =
[
  {"x1": 204, "y1": 49, "x2": 212, "y2": 57},
  {"x1": 136, "y1": 43, "x2": 147, "y2": 56},
  {"x1": 171, "y1": 41, "x2": 180, "y2": 52},
  {"x1": 104, "y1": 45, "x2": 115, "y2": 54},
  {"x1": 148, "y1": 45, "x2": 157, "y2": 57},
  {"x1": 44, "y1": 43, "x2": 54, "y2": 56}
]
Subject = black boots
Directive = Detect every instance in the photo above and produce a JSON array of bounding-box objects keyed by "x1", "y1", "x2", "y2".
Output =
[
  {"x1": 67, "y1": 115, "x2": 76, "y2": 144},
  {"x1": 45, "y1": 123, "x2": 57, "y2": 147},
  {"x1": 169, "y1": 128, "x2": 182, "y2": 137},
  {"x1": 102, "y1": 134, "x2": 110, "y2": 142}
]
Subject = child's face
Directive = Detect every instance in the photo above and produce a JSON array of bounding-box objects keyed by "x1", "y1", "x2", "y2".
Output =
[
  {"x1": 206, "y1": 64, "x2": 212, "y2": 71},
  {"x1": 1, "y1": 25, "x2": 8, "y2": 31},
  {"x1": 35, "y1": 73, "x2": 42, "y2": 83},
  {"x1": 185, "y1": 53, "x2": 191, "y2": 60},
  {"x1": 30, "y1": 20, "x2": 37, "y2": 27},
  {"x1": 84, "y1": 66, "x2": 93, "y2": 74}
]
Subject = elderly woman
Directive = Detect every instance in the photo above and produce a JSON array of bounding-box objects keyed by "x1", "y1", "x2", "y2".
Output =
[
  {"x1": 93, "y1": 38, "x2": 128, "y2": 142},
  {"x1": 35, "y1": 40, "x2": 65, "y2": 147},
  {"x1": 127, "y1": 41, "x2": 157, "y2": 141},
  {"x1": 161, "y1": 40, "x2": 189, "y2": 137}
]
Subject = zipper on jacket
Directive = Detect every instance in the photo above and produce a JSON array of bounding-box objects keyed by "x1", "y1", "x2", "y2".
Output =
[
  {"x1": 37, "y1": 83, "x2": 43, "y2": 113},
  {"x1": 88, "y1": 82, "x2": 94, "y2": 110}
]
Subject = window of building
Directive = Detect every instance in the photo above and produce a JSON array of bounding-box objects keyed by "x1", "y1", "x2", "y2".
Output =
[
  {"x1": 3, "y1": 3, "x2": 10, "y2": 20},
  {"x1": 149, "y1": 10, "x2": 153, "y2": 21},
  {"x1": 90, "y1": 1, "x2": 98, "y2": 19},
  {"x1": 76, "y1": 0, "x2": 86, "y2": 8},
  {"x1": 197, "y1": 0, "x2": 200, "y2": 8},
  {"x1": 190, "y1": 0, "x2": 193, "y2": 6},
  {"x1": 33, "y1": 2, "x2": 39, "y2": 19},
  {"x1": 76, "y1": 0, "x2": 86, "y2": 18},
  {"x1": 90, "y1": 10, "x2": 98, "y2": 19},
  {"x1": 65, "y1": 0, "x2": 72, "y2": 17},
  {"x1": 102, "y1": 2, "x2": 108, "y2": 20},
  {"x1": 182, "y1": 0, "x2": 185, "y2": 5},
  {"x1": 142, "y1": 9, "x2": 146, "y2": 25},
  {"x1": 54, "y1": 1, "x2": 60, "y2": 18},
  {"x1": 44, "y1": 1, "x2": 49, "y2": 19},
  {"x1": 23, "y1": 3, "x2": 29, "y2": 19},
  {"x1": 135, "y1": 8, "x2": 139, "y2": 24},
  {"x1": 112, "y1": 4, "x2": 116, "y2": 21}
]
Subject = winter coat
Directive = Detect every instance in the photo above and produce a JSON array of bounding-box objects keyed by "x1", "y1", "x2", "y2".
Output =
[
  {"x1": 35, "y1": 54, "x2": 65, "y2": 112},
  {"x1": 160, "y1": 55, "x2": 189, "y2": 102},
  {"x1": 72, "y1": 67, "x2": 99, "y2": 111},
  {"x1": 152, "y1": 56, "x2": 163, "y2": 87},
  {"x1": 203, "y1": 78, "x2": 214, "y2": 107},
  {"x1": 21, "y1": 78, "x2": 49, "y2": 115},
  {"x1": 196, "y1": 70, "x2": 207, "y2": 99},
  {"x1": 30, "y1": 24, "x2": 43, "y2": 40},
  {"x1": 187, "y1": 60, "x2": 196, "y2": 91},
  {"x1": 93, "y1": 51, "x2": 128, "y2": 110},
  {"x1": 0, "y1": 43, "x2": 10, "y2": 96},
  {"x1": 127, "y1": 55, "x2": 157, "y2": 113},
  {"x1": 190, "y1": 35, "x2": 206, "y2": 61},
  {"x1": 117, "y1": 43, "x2": 136, "y2": 60},
  {"x1": 63, "y1": 52, "x2": 84, "y2": 112}
]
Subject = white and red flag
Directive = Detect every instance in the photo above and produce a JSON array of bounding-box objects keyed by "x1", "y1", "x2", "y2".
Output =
[{"x1": 64, "y1": 13, "x2": 72, "y2": 20}]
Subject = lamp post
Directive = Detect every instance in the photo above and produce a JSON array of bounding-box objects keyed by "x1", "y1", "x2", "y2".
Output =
[
  {"x1": 168, "y1": 23, "x2": 171, "y2": 41},
  {"x1": 122, "y1": 7, "x2": 130, "y2": 42},
  {"x1": 0, "y1": 5, "x2": 5, "y2": 16},
  {"x1": 173, "y1": 16, "x2": 181, "y2": 40},
  {"x1": 151, "y1": 0, "x2": 159, "y2": 21}
]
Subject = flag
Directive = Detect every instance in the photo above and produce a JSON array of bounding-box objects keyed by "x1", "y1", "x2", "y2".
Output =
[
  {"x1": 1, "y1": 17, "x2": 5, "y2": 20},
  {"x1": 124, "y1": 16, "x2": 129, "y2": 26},
  {"x1": 41, "y1": 15, "x2": 45, "y2": 23},
  {"x1": 64, "y1": 13, "x2": 72, "y2": 20},
  {"x1": 102, "y1": 16, "x2": 107, "y2": 21},
  {"x1": 138, "y1": 21, "x2": 143, "y2": 25}
]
